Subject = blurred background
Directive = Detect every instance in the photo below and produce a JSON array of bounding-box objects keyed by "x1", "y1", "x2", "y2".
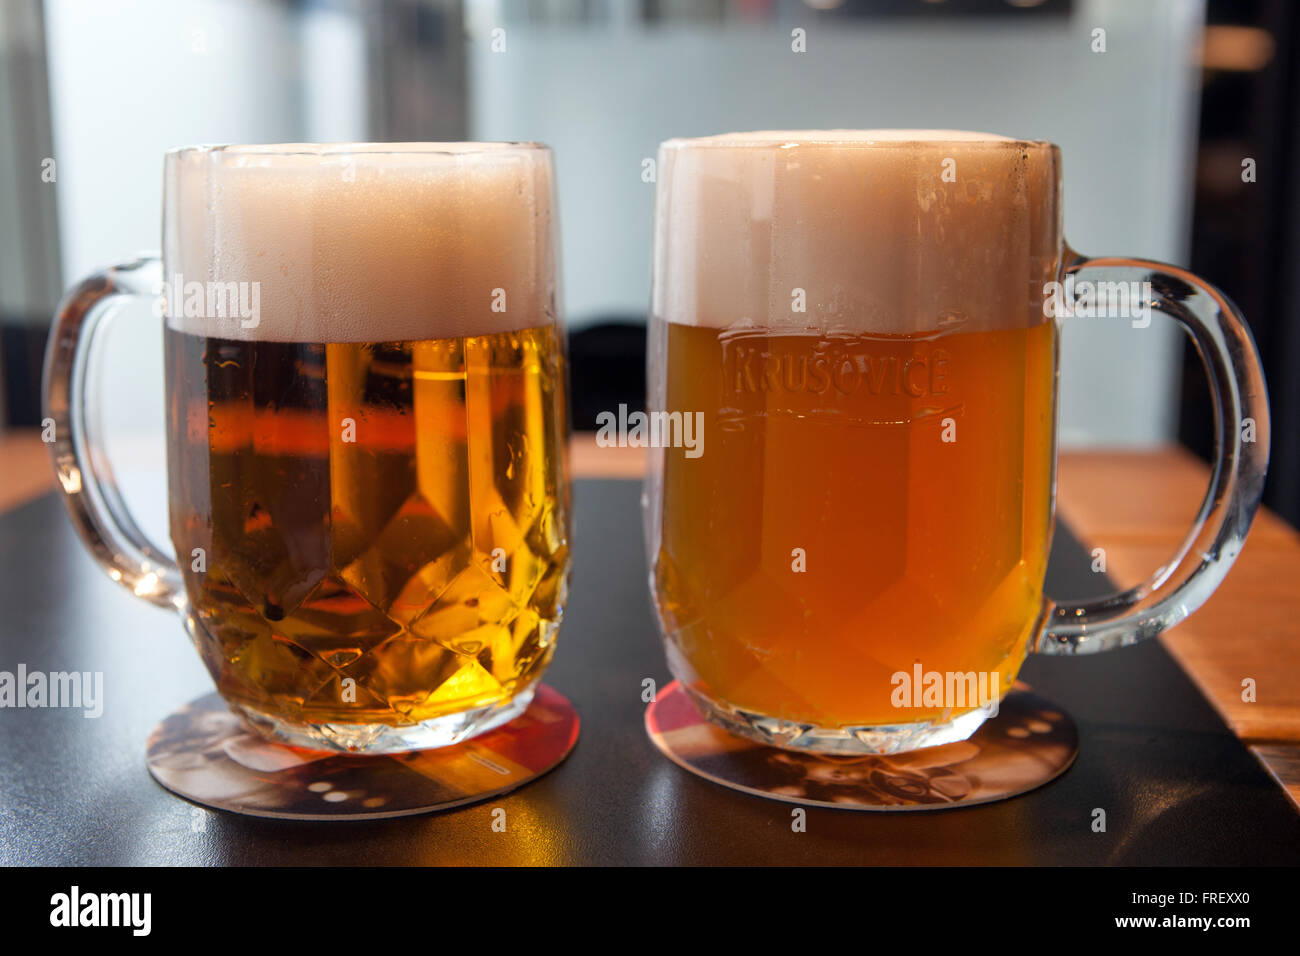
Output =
[{"x1": 0, "y1": 0, "x2": 1296, "y2": 532}]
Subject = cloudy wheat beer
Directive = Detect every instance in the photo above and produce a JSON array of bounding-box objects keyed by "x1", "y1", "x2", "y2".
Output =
[
  {"x1": 163, "y1": 145, "x2": 568, "y2": 750},
  {"x1": 647, "y1": 132, "x2": 1061, "y2": 753}
]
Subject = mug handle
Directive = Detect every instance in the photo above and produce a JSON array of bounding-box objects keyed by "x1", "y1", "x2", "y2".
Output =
[
  {"x1": 42, "y1": 252, "x2": 185, "y2": 611},
  {"x1": 1034, "y1": 248, "x2": 1270, "y2": 654}
]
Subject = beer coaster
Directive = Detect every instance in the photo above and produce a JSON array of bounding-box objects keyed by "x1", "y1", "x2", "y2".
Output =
[
  {"x1": 645, "y1": 680, "x2": 1076, "y2": 811},
  {"x1": 146, "y1": 685, "x2": 579, "y2": 820}
]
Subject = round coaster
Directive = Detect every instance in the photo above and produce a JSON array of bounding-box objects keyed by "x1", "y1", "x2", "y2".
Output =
[
  {"x1": 645, "y1": 680, "x2": 1077, "y2": 811},
  {"x1": 147, "y1": 685, "x2": 579, "y2": 820}
]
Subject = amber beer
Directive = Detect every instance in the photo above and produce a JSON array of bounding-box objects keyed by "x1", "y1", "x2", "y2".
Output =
[
  {"x1": 657, "y1": 321, "x2": 1055, "y2": 729},
  {"x1": 648, "y1": 131, "x2": 1062, "y2": 750},
  {"x1": 162, "y1": 144, "x2": 569, "y2": 749}
]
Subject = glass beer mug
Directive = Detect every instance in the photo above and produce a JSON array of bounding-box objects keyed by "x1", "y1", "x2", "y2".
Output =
[
  {"x1": 644, "y1": 130, "x2": 1269, "y2": 754},
  {"x1": 45, "y1": 144, "x2": 570, "y2": 753}
]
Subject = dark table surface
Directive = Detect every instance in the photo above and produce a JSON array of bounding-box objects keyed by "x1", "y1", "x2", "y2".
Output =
[{"x1": 2, "y1": 479, "x2": 1298, "y2": 866}]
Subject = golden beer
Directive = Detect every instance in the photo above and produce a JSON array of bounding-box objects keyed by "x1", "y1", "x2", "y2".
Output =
[
  {"x1": 655, "y1": 320, "x2": 1055, "y2": 729},
  {"x1": 155, "y1": 142, "x2": 568, "y2": 751},
  {"x1": 647, "y1": 130, "x2": 1063, "y2": 752},
  {"x1": 165, "y1": 324, "x2": 568, "y2": 733}
]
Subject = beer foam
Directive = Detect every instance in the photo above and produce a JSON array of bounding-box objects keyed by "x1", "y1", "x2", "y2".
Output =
[
  {"x1": 164, "y1": 143, "x2": 557, "y2": 343},
  {"x1": 653, "y1": 130, "x2": 1060, "y2": 332},
  {"x1": 670, "y1": 129, "x2": 1017, "y2": 146}
]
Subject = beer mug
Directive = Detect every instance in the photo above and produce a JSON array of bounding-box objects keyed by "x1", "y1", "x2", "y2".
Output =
[
  {"x1": 44, "y1": 144, "x2": 570, "y2": 753},
  {"x1": 645, "y1": 130, "x2": 1269, "y2": 754}
]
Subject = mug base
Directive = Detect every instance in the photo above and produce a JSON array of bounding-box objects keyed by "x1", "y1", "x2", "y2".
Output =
[
  {"x1": 647, "y1": 679, "x2": 1077, "y2": 810},
  {"x1": 146, "y1": 684, "x2": 579, "y2": 819},
  {"x1": 680, "y1": 682, "x2": 997, "y2": 756},
  {"x1": 230, "y1": 687, "x2": 537, "y2": 755}
]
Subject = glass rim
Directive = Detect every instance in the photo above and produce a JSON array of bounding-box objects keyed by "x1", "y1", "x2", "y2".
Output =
[
  {"x1": 164, "y1": 141, "x2": 550, "y2": 159},
  {"x1": 659, "y1": 131, "x2": 1057, "y2": 151}
]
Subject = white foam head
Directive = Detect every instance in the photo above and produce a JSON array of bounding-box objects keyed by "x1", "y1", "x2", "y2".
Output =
[
  {"x1": 163, "y1": 143, "x2": 557, "y2": 343},
  {"x1": 667, "y1": 129, "x2": 1018, "y2": 146},
  {"x1": 653, "y1": 130, "x2": 1061, "y2": 332}
]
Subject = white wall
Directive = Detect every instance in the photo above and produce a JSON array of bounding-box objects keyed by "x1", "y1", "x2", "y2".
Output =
[
  {"x1": 468, "y1": 0, "x2": 1206, "y2": 445},
  {"x1": 42, "y1": 0, "x2": 367, "y2": 551}
]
